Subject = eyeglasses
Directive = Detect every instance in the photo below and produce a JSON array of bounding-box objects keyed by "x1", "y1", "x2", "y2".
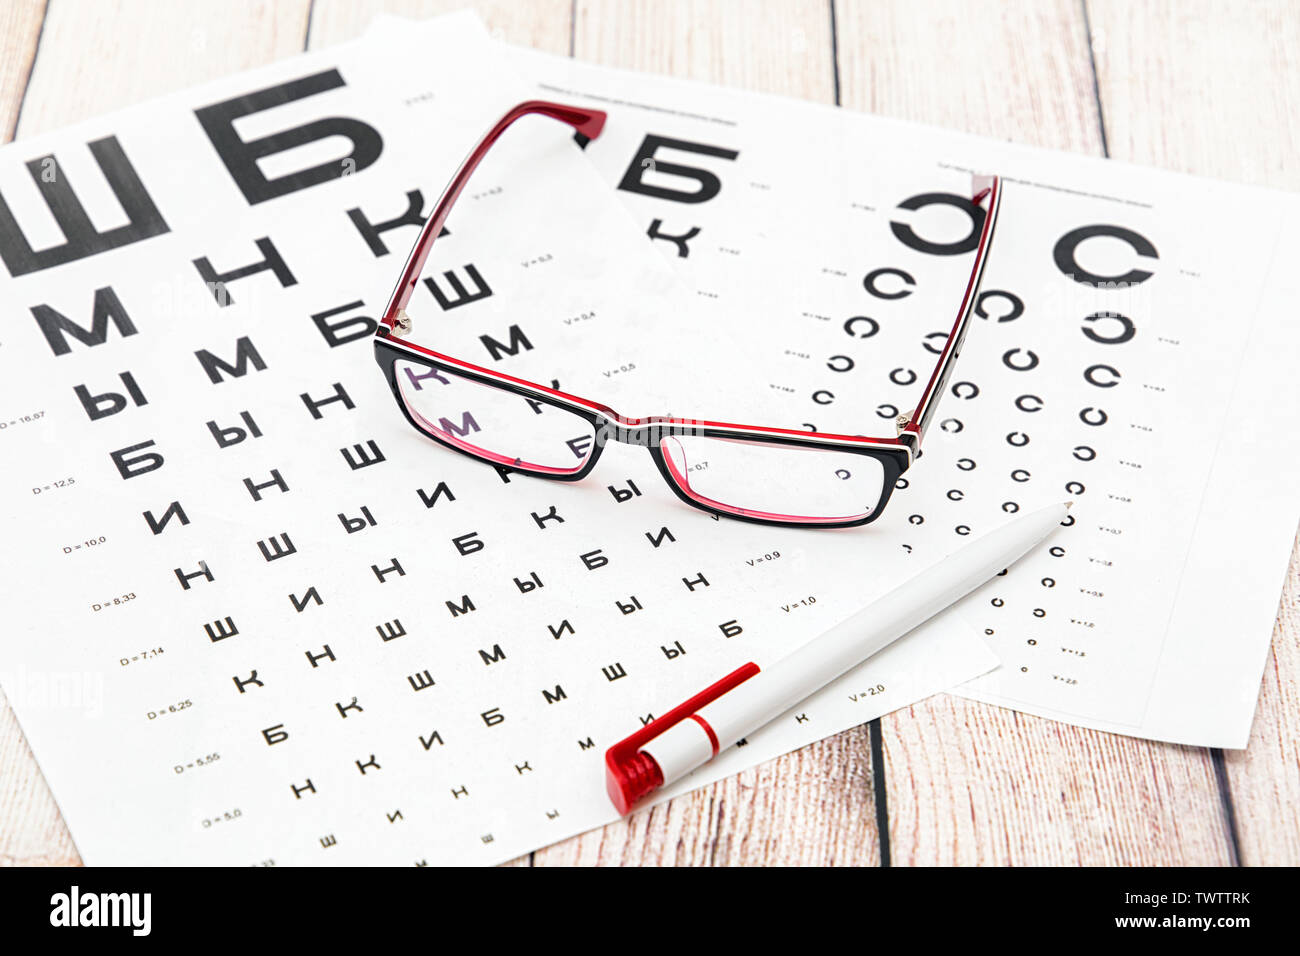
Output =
[{"x1": 373, "y1": 100, "x2": 1002, "y2": 529}]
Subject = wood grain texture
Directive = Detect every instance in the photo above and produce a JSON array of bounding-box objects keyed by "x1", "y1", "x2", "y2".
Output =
[
  {"x1": 534, "y1": 724, "x2": 880, "y2": 865},
  {"x1": 0, "y1": 0, "x2": 45, "y2": 142},
  {"x1": 306, "y1": 5, "x2": 568, "y2": 866},
  {"x1": 0, "y1": 0, "x2": 312, "y2": 868},
  {"x1": 1087, "y1": 0, "x2": 1300, "y2": 185},
  {"x1": 0, "y1": 691, "x2": 78, "y2": 865},
  {"x1": 883, "y1": 698, "x2": 1232, "y2": 865},
  {"x1": 834, "y1": 0, "x2": 1233, "y2": 865},
  {"x1": 1229, "y1": 542, "x2": 1300, "y2": 865},
  {"x1": 16, "y1": 0, "x2": 310, "y2": 139},
  {"x1": 575, "y1": 0, "x2": 835, "y2": 100},
  {"x1": 525, "y1": 0, "x2": 871, "y2": 868},
  {"x1": 1088, "y1": 0, "x2": 1300, "y2": 866},
  {"x1": 306, "y1": 0, "x2": 572, "y2": 53},
  {"x1": 835, "y1": 0, "x2": 1103, "y2": 152},
  {"x1": 0, "y1": 0, "x2": 1293, "y2": 869}
]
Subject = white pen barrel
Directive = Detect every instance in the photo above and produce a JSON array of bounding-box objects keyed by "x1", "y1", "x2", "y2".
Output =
[
  {"x1": 643, "y1": 503, "x2": 1066, "y2": 786},
  {"x1": 642, "y1": 719, "x2": 715, "y2": 782},
  {"x1": 698, "y1": 571, "x2": 966, "y2": 744}
]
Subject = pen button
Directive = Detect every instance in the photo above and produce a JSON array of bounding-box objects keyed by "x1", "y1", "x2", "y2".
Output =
[{"x1": 605, "y1": 749, "x2": 663, "y2": 816}]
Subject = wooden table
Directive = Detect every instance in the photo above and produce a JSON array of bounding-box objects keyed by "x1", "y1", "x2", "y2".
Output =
[{"x1": 1, "y1": 0, "x2": 1296, "y2": 867}]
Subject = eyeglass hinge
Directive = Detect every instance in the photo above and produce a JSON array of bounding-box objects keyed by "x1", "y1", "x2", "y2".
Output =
[
  {"x1": 895, "y1": 410, "x2": 913, "y2": 437},
  {"x1": 391, "y1": 309, "x2": 412, "y2": 338}
]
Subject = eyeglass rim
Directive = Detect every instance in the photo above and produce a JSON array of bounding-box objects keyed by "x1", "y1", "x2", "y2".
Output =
[{"x1": 375, "y1": 339, "x2": 909, "y2": 528}]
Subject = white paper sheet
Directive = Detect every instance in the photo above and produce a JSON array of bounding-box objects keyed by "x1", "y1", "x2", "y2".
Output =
[
  {"x1": 0, "y1": 13, "x2": 995, "y2": 865},
  {"x1": 486, "y1": 33, "x2": 1300, "y2": 748}
]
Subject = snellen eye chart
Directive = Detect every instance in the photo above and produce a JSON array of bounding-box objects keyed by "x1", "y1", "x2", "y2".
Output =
[
  {"x1": 0, "y1": 14, "x2": 998, "y2": 866},
  {"x1": 502, "y1": 37, "x2": 1300, "y2": 748}
]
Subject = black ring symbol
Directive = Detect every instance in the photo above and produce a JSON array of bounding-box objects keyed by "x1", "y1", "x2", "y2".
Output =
[
  {"x1": 1007, "y1": 431, "x2": 1030, "y2": 447},
  {"x1": 952, "y1": 381, "x2": 980, "y2": 399},
  {"x1": 1003, "y1": 348, "x2": 1040, "y2": 371},
  {"x1": 827, "y1": 354, "x2": 855, "y2": 372},
  {"x1": 1084, "y1": 364, "x2": 1121, "y2": 388},
  {"x1": 923, "y1": 331, "x2": 949, "y2": 354},
  {"x1": 976, "y1": 290, "x2": 1024, "y2": 323},
  {"x1": 864, "y1": 267, "x2": 916, "y2": 299},
  {"x1": 1011, "y1": 469, "x2": 1031, "y2": 482},
  {"x1": 890, "y1": 367, "x2": 917, "y2": 386},
  {"x1": 956, "y1": 458, "x2": 976, "y2": 471},
  {"x1": 1015, "y1": 394, "x2": 1043, "y2": 412},
  {"x1": 1073, "y1": 445, "x2": 1096, "y2": 461},
  {"x1": 1079, "y1": 406, "x2": 1108, "y2": 426},
  {"x1": 844, "y1": 316, "x2": 880, "y2": 338},
  {"x1": 1082, "y1": 311, "x2": 1136, "y2": 345},
  {"x1": 1053, "y1": 224, "x2": 1158, "y2": 286},
  {"x1": 890, "y1": 192, "x2": 986, "y2": 256}
]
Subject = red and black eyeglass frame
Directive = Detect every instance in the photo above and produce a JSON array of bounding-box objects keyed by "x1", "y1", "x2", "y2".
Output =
[{"x1": 372, "y1": 100, "x2": 1003, "y2": 529}]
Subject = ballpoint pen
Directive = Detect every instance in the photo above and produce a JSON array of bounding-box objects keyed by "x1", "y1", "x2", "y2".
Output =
[{"x1": 605, "y1": 501, "x2": 1070, "y2": 814}]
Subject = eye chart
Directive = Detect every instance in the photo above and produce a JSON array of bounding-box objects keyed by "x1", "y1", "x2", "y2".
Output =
[
  {"x1": 0, "y1": 14, "x2": 997, "y2": 866},
  {"x1": 494, "y1": 33, "x2": 1300, "y2": 748}
]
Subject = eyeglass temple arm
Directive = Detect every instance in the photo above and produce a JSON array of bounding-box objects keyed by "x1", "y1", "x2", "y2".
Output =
[
  {"x1": 896, "y1": 174, "x2": 1002, "y2": 451},
  {"x1": 379, "y1": 100, "x2": 607, "y2": 336}
]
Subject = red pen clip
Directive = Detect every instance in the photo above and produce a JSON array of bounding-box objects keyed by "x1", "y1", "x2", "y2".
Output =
[{"x1": 604, "y1": 662, "x2": 761, "y2": 814}]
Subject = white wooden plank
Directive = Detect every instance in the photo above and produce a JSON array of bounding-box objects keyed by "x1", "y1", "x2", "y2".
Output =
[
  {"x1": 1228, "y1": 545, "x2": 1300, "y2": 865},
  {"x1": 3, "y1": 0, "x2": 1290, "y2": 869},
  {"x1": 574, "y1": 0, "x2": 835, "y2": 100},
  {"x1": 0, "y1": 0, "x2": 45, "y2": 142},
  {"x1": 0, "y1": 691, "x2": 79, "y2": 865},
  {"x1": 17, "y1": 0, "x2": 311, "y2": 138},
  {"x1": 1088, "y1": 0, "x2": 1300, "y2": 866},
  {"x1": 0, "y1": 0, "x2": 312, "y2": 869},
  {"x1": 307, "y1": 0, "x2": 572, "y2": 53},
  {"x1": 534, "y1": 724, "x2": 879, "y2": 865},
  {"x1": 530, "y1": 0, "x2": 864, "y2": 867},
  {"x1": 835, "y1": 0, "x2": 1103, "y2": 152},
  {"x1": 883, "y1": 697, "x2": 1233, "y2": 864},
  {"x1": 834, "y1": 0, "x2": 1233, "y2": 864}
]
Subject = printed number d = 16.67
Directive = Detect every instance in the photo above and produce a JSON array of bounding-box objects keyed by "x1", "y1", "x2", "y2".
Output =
[{"x1": 0, "y1": 410, "x2": 45, "y2": 429}]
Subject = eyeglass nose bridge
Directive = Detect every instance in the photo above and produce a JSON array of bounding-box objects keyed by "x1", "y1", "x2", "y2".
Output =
[
  {"x1": 592, "y1": 419, "x2": 654, "y2": 449},
  {"x1": 592, "y1": 417, "x2": 705, "y2": 450}
]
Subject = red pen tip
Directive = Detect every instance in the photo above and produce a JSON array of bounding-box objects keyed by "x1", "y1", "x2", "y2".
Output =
[{"x1": 605, "y1": 748, "x2": 664, "y2": 815}]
